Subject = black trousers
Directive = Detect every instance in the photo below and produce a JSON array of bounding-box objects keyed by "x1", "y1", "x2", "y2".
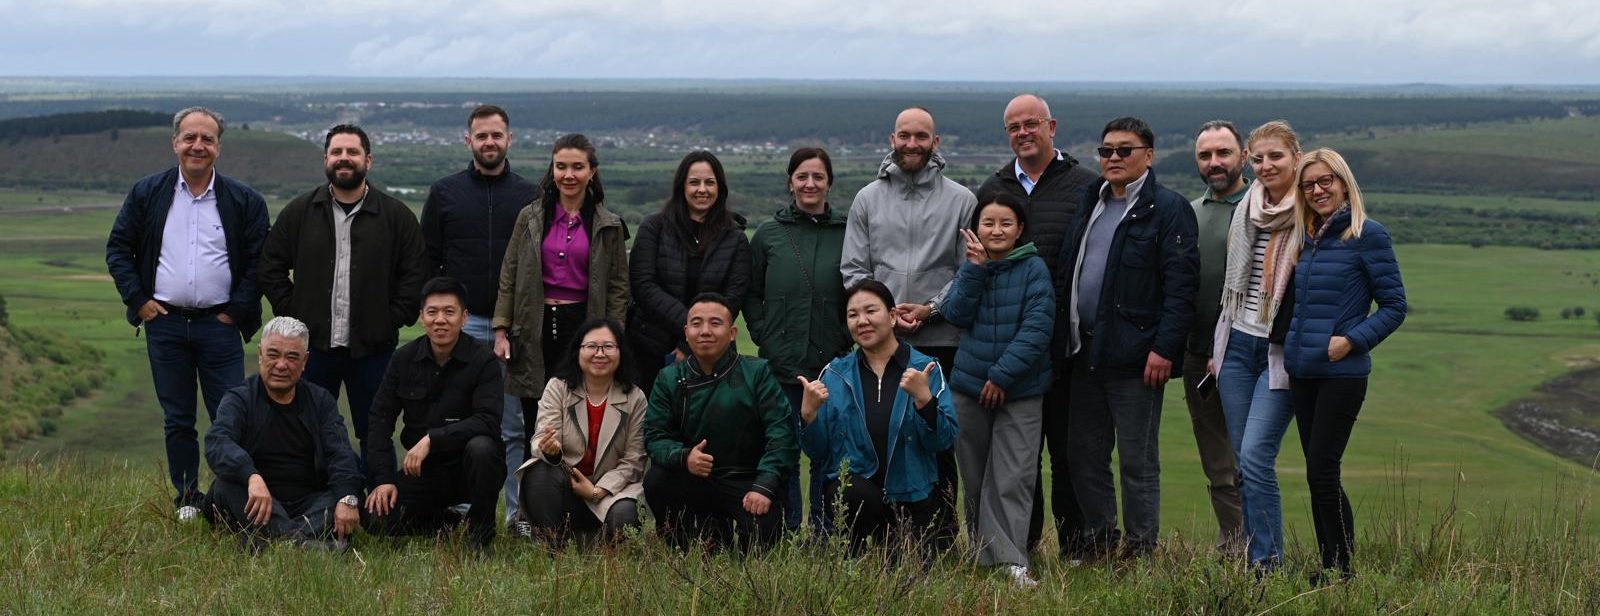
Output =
[
  {"x1": 1028, "y1": 361, "x2": 1085, "y2": 556},
  {"x1": 206, "y1": 478, "x2": 337, "y2": 541},
  {"x1": 643, "y1": 465, "x2": 785, "y2": 552},
  {"x1": 519, "y1": 462, "x2": 640, "y2": 544},
  {"x1": 823, "y1": 475, "x2": 940, "y2": 558},
  {"x1": 1291, "y1": 376, "x2": 1366, "y2": 574},
  {"x1": 517, "y1": 302, "x2": 590, "y2": 463},
  {"x1": 365, "y1": 434, "x2": 505, "y2": 545},
  {"x1": 919, "y1": 345, "x2": 961, "y2": 550}
]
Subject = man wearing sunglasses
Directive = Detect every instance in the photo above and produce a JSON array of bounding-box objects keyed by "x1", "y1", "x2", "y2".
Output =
[
  {"x1": 1059, "y1": 116, "x2": 1200, "y2": 559},
  {"x1": 363, "y1": 276, "x2": 506, "y2": 554},
  {"x1": 974, "y1": 94, "x2": 1099, "y2": 561}
]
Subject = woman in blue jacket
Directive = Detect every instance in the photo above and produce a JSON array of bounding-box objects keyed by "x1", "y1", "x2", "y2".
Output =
[
  {"x1": 797, "y1": 280, "x2": 957, "y2": 557},
  {"x1": 942, "y1": 194, "x2": 1055, "y2": 588},
  {"x1": 1285, "y1": 148, "x2": 1406, "y2": 583}
]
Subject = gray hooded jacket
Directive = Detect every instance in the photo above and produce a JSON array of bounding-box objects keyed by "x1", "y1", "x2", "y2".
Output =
[{"x1": 841, "y1": 151, "x2": 977, "y2": 348}]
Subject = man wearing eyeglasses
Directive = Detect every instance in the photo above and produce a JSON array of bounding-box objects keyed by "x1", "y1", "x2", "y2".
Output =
[
  {"x1": 975, "y1": 94, "x2": 1100, "y2": 561},
  {"x1": 1059, "y1": 117, "x2": 1199, "y2": 559},
  {"x1": 363, "y1": 276, "x2": 506, "y2": 554}
]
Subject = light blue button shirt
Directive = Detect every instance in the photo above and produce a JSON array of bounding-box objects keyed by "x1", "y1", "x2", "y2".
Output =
[
  {"x1": 154, "y1": 172, "x2": 231, "y2": 308},
  {"x1": 1013, "y1": 149, "x2": 1065, "y2": 195}
]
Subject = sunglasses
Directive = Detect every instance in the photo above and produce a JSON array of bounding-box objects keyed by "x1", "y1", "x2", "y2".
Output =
[
  {"x1": 1096, "y1": 145, "x2": 1152, "y2": 159},
  {"x1": 1298, "y1": 174, "x2": 1340, "y2": 193}
]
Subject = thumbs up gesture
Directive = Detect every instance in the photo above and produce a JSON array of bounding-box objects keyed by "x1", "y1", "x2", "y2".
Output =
[
  {"x1": 798, "y1": 375, "x2": 829, "y2": 425},
  {"x1": 686, "y1": 439, "x2": 715, "y2": 477},
  {"x1": 900, "y1": 362, "x2": 937, "y2": 408}
]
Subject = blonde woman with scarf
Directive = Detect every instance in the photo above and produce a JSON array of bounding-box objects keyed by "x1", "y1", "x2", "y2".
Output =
[{"x1": 1207, "y1": 120, "x2": 1302, "y2": 572}]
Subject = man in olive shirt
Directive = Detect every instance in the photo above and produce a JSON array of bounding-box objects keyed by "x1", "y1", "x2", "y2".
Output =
[{"x1": 1184, "y1": 120, "x2": 1250, "y2": 554}]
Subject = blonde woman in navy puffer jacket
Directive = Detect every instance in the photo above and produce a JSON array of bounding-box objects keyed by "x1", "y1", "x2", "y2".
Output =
[{"x1": 1284, "y1": 148, "x2": 1406, "y2": 584}]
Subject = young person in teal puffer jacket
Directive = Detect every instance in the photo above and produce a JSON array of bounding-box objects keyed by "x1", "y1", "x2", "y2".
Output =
[
  {"x1": 797, "y1": 280, "x2": 958, "y2": 557},
  {"x1": 1285, "y1": 148, "x2": 1406, "y2": 584},
  {"x1": 940, "y1": 193, "x2": 1055, "y2": 588}
]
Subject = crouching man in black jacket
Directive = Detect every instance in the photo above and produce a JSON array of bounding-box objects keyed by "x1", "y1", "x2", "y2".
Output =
[
  {"x1": 204, "y1": 316, "x2": 363, "y2": 550},
  {"x1": 363, "y1": 277, "x2": 506, "y2": 552}
]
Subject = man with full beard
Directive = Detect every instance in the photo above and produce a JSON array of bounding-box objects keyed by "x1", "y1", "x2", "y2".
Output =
[
  {"x1": 259, "y1": 124, "x2": 426, "y2": 484},
  {"x1": 419, "y1": 104, "x2": 538, "y2": 535},
  {"x1": 1182, "y1": 120, "x2": 1251, "y2": 555},
  {"x1": 840, "y1": 106, "x2": 975, "y2": 550}
]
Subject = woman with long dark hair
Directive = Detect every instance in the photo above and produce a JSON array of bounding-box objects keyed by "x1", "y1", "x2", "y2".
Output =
[
  {"x1": 747, "y1": 147, "x2": 852, "y2": 531},
  {"x1": 516, "y1": 318, "x2": 646, "y2": 544},
  {"x1": 627, "y1": 151, "x2": 752, "y2": 390},
  {"x1": 492, "y1": 134, "x2": 631, "y2": 468},
  {"x1": 1285, "y1": 148, "x2": 1406, "y2": 583}
]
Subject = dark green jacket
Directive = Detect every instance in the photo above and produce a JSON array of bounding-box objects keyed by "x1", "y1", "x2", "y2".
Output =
[
  {"x1": 642, "y1": 349, "x2": 798, "y2": 499},
  {"x1": 746, "y1": 203, "x2": 852, "y2": 380}
]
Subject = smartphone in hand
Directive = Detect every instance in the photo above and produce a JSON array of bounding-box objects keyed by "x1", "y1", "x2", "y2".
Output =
[{"x1": 1196, "y1": 372, "x2": 1217, "y2": 401}]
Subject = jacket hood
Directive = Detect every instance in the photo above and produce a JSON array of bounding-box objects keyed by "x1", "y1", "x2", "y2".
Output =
[
  {"x1": 772, "y1": 202, "x2": 847, "y2": 226},
  {"x1": 1002, "y1": 241, "x2": 1039, "y2": 262},
  {"x1": 877, "y1": 150, "x2": 951, "y2": 202}
]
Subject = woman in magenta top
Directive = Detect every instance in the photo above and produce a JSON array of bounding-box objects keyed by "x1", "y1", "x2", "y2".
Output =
[{"x1": 493, "y1": 134, "x2": 631, "y2": 457}]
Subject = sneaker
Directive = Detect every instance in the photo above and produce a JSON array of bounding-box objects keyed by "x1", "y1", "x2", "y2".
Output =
[
  {"x1": 176, "y1": 505, "x2": 202, "y2": 522},
  {"x1": 1005, "y1": 565, "x2": 1038, "y2": 589},
  {"x1": 510, "y1": 519, "x2": 533, "y2": 539}
]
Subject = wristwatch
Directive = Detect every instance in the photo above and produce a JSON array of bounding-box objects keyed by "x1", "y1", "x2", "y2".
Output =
[
  {"x1": 339, "y1": 495, "x2": 359, "y2": 507},
  {"x1": 925, "y1": 299, "x2": 941, "y2": 320}
]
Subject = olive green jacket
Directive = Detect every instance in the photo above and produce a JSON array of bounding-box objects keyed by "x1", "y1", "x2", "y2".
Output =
[{"x1": 492, "y1": 200, "x2": 630, "y2": 397}]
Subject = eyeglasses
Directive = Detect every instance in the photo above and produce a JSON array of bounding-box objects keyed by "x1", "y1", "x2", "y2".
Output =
[
  {"x1": 1096, "y1": 145, "x2": 1152, "y2": 159},
  {"x1": 579, "y1": 342, "x2": 619, "y2": 354},
  {"x1": 1298, "y1": 174, "x2": 1340, "y2": 193},
  {"x1": 1004, "y1": 118, "x2": 1050, "y2": 135}
]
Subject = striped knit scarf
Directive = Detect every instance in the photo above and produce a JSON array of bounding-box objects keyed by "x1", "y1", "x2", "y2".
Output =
[{"x1": 1220, "y1": 182, "x2": 1300, "y2": 325}]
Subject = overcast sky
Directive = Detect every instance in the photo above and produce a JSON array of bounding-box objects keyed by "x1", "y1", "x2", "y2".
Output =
[{"x1": 1, "y1": 0, "x2": 1595, "y2": 85}]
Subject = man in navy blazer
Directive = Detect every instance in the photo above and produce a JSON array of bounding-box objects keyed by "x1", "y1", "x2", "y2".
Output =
[{"x1": 106, "y1": 106, "x2": 271, "y2": 521}]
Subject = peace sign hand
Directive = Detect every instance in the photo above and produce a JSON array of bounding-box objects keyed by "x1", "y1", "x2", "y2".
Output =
[
  {"x1": 900, "y1": 362, "x2": 938, "y2": 408},
  {"x1": 960, "y1": 229, "x2": 986, "y2": 265}
]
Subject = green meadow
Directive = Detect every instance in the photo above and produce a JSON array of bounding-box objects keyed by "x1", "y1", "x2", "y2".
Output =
[{"x1": 4, "y1": 183, "x2": 1600, "y2": 611}]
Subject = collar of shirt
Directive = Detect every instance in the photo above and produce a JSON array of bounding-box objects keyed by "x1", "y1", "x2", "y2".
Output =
[
  {"x1": 1013, "y1": 149, "x2": 1064, "y2": 193},
  {"x1": 1098, "y1": 169, "x2": 1150, "y2": 210},
  {"x1": 1206, "y1": 177, "x2": 1252, "y2": 205},
  {"x1": 176, "y1": 170, "x2": 217, "y2": 201},
  {"x1": 409, "y1": 330, "x2": 479, "y2": 366},
  {"x1": 553, "y1": 207, "x2": 583, "y2": 228}
]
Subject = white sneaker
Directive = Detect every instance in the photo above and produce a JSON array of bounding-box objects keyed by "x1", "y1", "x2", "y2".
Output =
[
  {"x1": 176, "y1": 505, "x2": 201, "y2": 522},
  {"x1": 1006, "y1": 565, "x2": 1038, "y2": 589}
]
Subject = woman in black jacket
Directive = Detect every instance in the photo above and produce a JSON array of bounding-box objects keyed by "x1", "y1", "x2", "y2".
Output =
[{"x1": 627, "y1": 151, "x2": 752, "y2": 390}]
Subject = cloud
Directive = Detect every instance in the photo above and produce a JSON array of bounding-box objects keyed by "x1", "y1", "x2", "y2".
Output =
[{"x1": 0, "y1": 0, "x2": 1593, "y2": 83}]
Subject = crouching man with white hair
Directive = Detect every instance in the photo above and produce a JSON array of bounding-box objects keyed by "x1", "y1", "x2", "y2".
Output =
[{"x1": 204, "y1": 316, "x2": 363, "y2": 551}]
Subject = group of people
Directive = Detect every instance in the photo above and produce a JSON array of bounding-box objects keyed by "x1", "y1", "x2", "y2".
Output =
[{"x1": 105, "y1": 96, "x2": 1406, "y2": 585}]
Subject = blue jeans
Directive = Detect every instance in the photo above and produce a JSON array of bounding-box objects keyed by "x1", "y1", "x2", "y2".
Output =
[
  {"x1": 464, "y1": 314, "x2": 524, "y2": 523},
  {"x1": 781, "y1": 382, "x2": 829, "y2": 533},
  {"x1": 144, "y1": 312, "x2": 244, "y2": 507},
  {"x1": 303, "y1": 346, "x2": 393, "y2": 488},
  {"x1": 1218, "y1": 330, "x2": 1295, "y2": 566}
]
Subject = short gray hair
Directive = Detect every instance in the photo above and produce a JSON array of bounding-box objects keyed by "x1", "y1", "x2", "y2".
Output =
[
  {"x1": 172, "y1": 107, "x2": 226, "y2": 139},
  {"x1": 261, "y1": 316, "x2": 310, "y2": 347}
]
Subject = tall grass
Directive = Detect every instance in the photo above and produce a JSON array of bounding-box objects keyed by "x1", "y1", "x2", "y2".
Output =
[{"x1": 2, "y1": 456, "x2": 1597, "y2": 614}]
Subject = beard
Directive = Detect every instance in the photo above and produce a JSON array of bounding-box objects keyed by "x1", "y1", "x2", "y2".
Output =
[
  {"x1": 1203, "y1": 164, "x2": 1243, "y2": 193},
  {"x1": 326, "y1": 162, "x2": 368, "y2": 191},
  {"x1": 472, "y1": 147, "x2": 504, "y2": 171},
  {"x1": 891, "y1": 146, "x2": 931, "y2": 173}
]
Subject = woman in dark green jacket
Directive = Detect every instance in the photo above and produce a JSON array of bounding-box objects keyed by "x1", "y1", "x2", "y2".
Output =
[{"x1": 746, "y1": 147, "x2": 852, "y2": 532}]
